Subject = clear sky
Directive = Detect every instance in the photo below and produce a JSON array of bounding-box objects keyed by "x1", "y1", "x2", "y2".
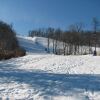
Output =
[{"x1": 0, "y1": 0, "x2": 100, "y2": 35}]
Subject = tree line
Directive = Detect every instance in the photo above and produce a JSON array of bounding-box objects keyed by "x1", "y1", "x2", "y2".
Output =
[
  {"x1": 28, "y1": 18, "x2": 100, "y2": 55},
  {"x1": 0, "y1": 21, "x2": 26, "y2": 60}
]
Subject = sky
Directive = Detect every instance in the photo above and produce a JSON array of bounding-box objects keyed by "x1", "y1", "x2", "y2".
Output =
[{"x1": 0, "y1": 0, "x2": 100, "y2": 35}]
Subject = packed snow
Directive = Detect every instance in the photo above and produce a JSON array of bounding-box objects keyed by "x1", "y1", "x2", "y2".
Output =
[{"x1": 0, "y1": 36, "x2": 100, "y2": 100}]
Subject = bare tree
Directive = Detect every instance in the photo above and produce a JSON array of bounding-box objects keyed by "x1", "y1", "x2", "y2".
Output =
[
  {"x1": 62, "y1": 31, "x2": 69, "y2": 55},
  {"x1": 54, "y1": 28, "x2": 62, "y2": 54},
  {"x1": 46, "y1": 27, "x2": 54, "y2": 53},
  {"x1": 92, "y1": 17, "x2": 99, "y2": 56},
  {"x1": 68, "y1": 23, "x2": 83, "y2": 55}
]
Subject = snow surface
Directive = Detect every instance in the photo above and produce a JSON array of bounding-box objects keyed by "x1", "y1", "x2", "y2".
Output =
[{"x1": 0, "y1": 36, "x2": 100, "y2": 100}]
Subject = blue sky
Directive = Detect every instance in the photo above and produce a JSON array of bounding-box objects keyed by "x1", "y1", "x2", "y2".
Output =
[{"x1": 0, "y1": 0, "x2": 100, "y2": 35}]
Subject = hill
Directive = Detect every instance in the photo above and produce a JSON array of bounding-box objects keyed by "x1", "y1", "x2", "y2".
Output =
[{"x1": 0, "y1": 35, "x2": 100, "y2": 99}]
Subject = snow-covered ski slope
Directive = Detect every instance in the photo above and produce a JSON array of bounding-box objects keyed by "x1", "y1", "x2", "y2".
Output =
[
  {"x1": 0, "y1": 36, "x2": 100, "y2": 100},
  {"x1": 18, "y1": 36, "x2": 48, "y2": 53}
]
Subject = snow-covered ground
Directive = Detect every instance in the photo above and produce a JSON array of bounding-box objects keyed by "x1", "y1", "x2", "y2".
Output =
[{"x1": 0, "y1": 36, "x2": 100, "y2": 100}]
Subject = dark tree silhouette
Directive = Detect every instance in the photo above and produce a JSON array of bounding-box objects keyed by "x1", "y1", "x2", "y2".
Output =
[{"x1": 0, "y1": 21, "x2": 26, "y2": 60}]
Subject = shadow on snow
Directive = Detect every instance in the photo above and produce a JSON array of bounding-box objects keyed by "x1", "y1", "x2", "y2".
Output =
[{"x1": 0, "y1": 65, "x2": 100, "y2": 96}]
